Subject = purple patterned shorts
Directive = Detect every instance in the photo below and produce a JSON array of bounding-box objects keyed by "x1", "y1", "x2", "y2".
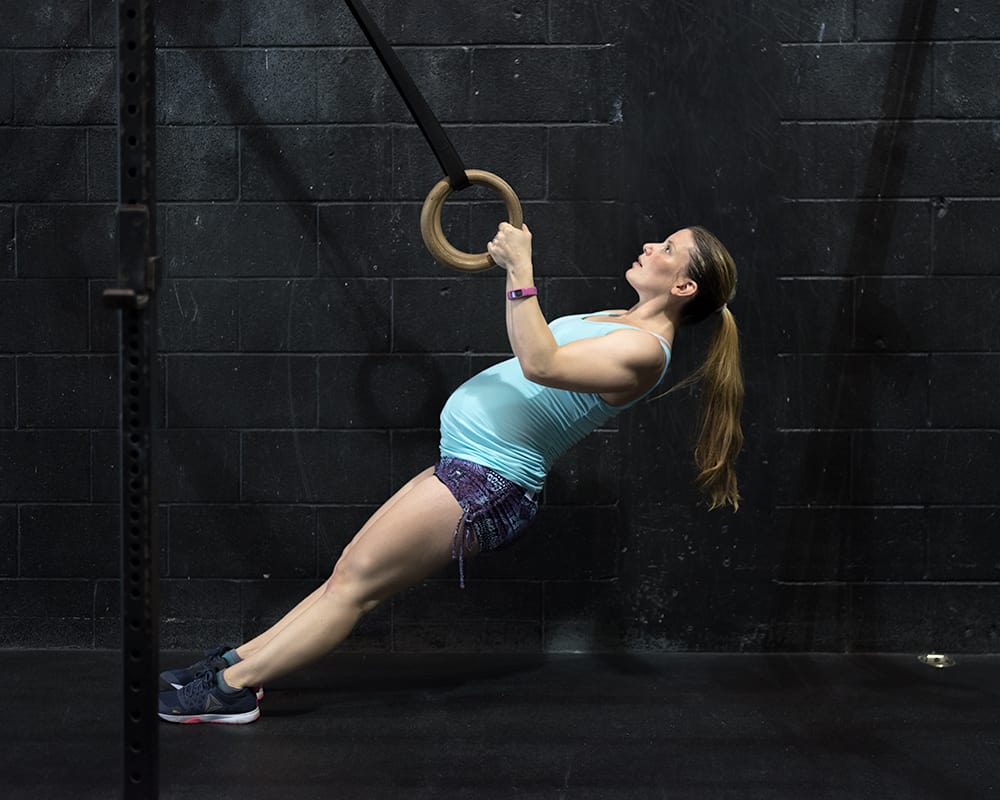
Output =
[{"x1": 434, "y1": 456, "x2": 539, "y2": 587}]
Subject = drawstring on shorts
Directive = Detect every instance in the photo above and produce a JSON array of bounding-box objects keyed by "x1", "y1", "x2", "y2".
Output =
[{"x1": 451, "y1": 510, "x2": 476, "y2": 589}]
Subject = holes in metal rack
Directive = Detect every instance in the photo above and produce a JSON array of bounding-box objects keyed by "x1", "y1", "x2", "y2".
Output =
[{"x1": 117, "y1": 16, "x2": 158, "y2": 779}]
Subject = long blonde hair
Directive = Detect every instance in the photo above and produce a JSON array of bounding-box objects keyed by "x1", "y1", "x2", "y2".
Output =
[{"x1": 673, "y1": 226, "x2": 744, "y2": 511}]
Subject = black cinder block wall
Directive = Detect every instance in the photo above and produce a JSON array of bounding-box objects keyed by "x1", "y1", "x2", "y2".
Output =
[{"x1": 1, "y1": 1, "x2": 998, "y2": 654}]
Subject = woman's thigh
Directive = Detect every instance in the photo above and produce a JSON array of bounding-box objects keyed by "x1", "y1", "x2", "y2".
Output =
[
  {"x1": 335, "y1": 465, "x2": 437, "y2": 565},
  {"x1": 331, "y1": 468, "x2": 469, "y2": 607}
]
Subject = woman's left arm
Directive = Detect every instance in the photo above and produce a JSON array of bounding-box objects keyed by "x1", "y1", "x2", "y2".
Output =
[{"x1": 488, "y1": 223, "x2": 664, "y2": 395}]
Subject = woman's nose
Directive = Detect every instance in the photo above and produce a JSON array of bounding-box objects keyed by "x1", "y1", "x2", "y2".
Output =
[{"x1": 642, "y1": 243, "x2": 652, "y2": 254}]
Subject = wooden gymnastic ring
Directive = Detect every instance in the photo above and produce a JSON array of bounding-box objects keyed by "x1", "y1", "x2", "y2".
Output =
[{"x1": 420, "y1": 169, "x2": 523, "y2": 272}]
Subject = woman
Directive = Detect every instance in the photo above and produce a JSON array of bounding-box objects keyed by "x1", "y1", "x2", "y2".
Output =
[{"x1": 158, "y1": 222, "x2": 744, "y2": 724}]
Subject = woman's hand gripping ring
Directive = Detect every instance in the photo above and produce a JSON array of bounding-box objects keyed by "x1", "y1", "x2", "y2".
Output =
[{"x1": 420, "y1": 169, "x2": 523, "y2": 272}]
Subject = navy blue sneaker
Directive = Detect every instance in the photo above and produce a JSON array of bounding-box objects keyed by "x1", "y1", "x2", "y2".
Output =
[
  {"x1": 159, "y1": 645, "x2": 231, "y2": 691},
  {"x1": 158, "y1": 670, "x2": 260, "y2": 725},
  {"x1": 160, "y1": 646, "x2": 264, "y2": 700}
]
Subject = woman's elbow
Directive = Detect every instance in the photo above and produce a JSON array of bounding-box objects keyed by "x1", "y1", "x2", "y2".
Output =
[
  {"x1": 520, "y1": 361, "x2": 546, "y2": 384},
  {"x1": 519, "y1": 356, "x2": 556, "y2": 386}
]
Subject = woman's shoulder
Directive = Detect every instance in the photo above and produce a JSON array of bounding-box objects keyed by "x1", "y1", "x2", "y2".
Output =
[{"x1": 592, "y1": 315, "x2": 673, "y2": 351}]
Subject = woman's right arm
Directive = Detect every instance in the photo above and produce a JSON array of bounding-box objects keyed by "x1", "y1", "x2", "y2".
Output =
[{"x1": 488, "y1": 223, "x2": 665, "y2": 396}]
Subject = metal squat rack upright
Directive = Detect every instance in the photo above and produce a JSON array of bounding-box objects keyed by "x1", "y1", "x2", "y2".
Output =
[{"x1": 102, "y1": 1, "x2": 161, "y2": 797}]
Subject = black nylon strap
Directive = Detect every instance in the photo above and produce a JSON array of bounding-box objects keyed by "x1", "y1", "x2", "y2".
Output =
[{"x1": 344, "y1": 0, "x2": 471, "y2": 190}]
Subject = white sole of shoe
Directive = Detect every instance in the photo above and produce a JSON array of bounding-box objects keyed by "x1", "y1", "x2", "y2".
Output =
[{"x1": 157, "y1": 707, "x2": 261, "y2": 725}]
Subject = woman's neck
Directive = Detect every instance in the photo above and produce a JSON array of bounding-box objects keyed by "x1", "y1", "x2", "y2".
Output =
[{"x1": 616, "y1": 300, "x2": 679, "y2": 342}]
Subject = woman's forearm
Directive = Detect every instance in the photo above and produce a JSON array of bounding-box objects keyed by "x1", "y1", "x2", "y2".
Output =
[
  {"x1": 504, "y1": 263, "x2": 558, "y2": 381},
  {"x1": 488, "y1": 223, "x2": 559, "y2": 381}
]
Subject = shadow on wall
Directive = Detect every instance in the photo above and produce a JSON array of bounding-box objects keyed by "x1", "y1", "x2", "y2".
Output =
[
  {"x1": 155, "y1": 7, "x2": 456, "y2": 541},
  {"x1": 610, "y1": 0, "x2": 784, "y2": 654},
  {"x1": 769, "y1": 0, "x2": 938, "y2": 652}
]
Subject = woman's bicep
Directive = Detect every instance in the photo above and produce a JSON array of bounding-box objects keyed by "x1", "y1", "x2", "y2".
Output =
[{"x1": 522, "y1": 332, "x2": 664, "y2": 394}]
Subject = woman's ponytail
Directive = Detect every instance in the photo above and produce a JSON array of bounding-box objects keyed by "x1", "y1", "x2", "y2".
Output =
[
  {"x1": 676, "y1": 227, "x2": 744, "y2": 511},
  {"x1": 692, "y1": 307, "x2": 743, "y2": 510}
]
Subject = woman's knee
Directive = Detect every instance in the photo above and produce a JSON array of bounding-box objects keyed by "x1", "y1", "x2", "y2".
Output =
[{"x1": 323, "y1": 552, "x2": 382, "y2": 614}]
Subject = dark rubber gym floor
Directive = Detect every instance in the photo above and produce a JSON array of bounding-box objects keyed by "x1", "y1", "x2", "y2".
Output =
[{"x1": 2, "y1": 650, "x2": 997, "y2": 799}]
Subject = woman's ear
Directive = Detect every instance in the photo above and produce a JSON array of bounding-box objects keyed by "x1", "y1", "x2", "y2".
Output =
[{"x1": 672, "y1": 277, "x2": 698, "y2": 298}]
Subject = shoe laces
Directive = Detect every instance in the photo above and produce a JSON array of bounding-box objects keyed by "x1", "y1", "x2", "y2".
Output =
[{"x1": 179, "y1": 668, "x2": 218, "y2": 705}]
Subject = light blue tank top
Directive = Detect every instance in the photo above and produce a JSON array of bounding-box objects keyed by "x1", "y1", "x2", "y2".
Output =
[{"x1": 439, "y1": 313, "x2": 671, "y2": 492}]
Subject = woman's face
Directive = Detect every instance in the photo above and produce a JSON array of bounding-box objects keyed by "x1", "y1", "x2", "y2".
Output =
[{"x1": 627, "y1": 228, "x2": 696, "y2": 297}]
